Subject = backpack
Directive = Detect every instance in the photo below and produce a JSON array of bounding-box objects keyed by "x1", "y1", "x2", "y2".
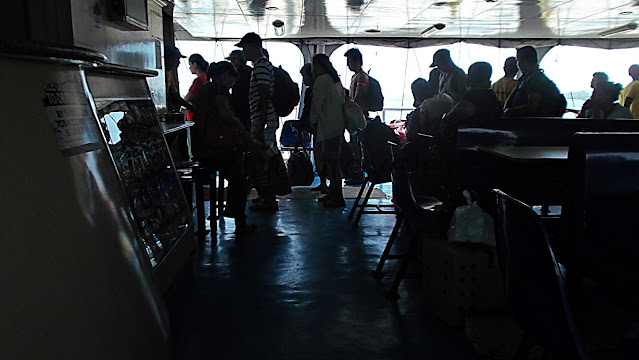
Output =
[
  {"x1": 343, "y1": 97, "x2": 366, "y2": 133},
  {"x1": 366, "y1": 75, "x2": 384, "y2": 112},
  {"x1": 527, "y1": 71, "x2": 567, "y2": 117},
  {"x1": 273, "y1": 66, "x2": 300, "y2": 117},
  {"x1": 287, "y1": 147, "x2": 315, "y2": 186}
]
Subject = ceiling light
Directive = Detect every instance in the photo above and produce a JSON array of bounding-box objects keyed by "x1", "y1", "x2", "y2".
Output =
[
  {"x1": 266, "y1": 6, "x2": 278, "y2": 10},
  {"x1": 273, "y1": 20, "x2": 285, "y2": 36},
  {"x1": 598, "y1": 22, "x2": 637, "y2": 37},
  {"x1": 433, "y1": 1, "x2": 448, "y2": 6},
  {"x1": 421, "y1": 23, "x2": 446, "y2": 37},
  {"x1": 620, "y1": 11, "x2": 633, "y2": 15},
  {"x1": 365, "y1": 29, "x2": 381, "y2": 33}
]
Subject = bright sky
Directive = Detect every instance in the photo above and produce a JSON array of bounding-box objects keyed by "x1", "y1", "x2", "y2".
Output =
[{"x1": 175, "y1": 40, "x2": 639, "y2": 121}]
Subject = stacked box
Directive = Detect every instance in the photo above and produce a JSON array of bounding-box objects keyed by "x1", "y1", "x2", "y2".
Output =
[{"x1": 422, "y1": 237, "x2": 507, "y2": 326}]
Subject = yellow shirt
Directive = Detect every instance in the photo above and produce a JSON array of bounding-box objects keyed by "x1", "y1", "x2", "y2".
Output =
[
  {"x1": 491, "y1": 76, "x2": 517, "y2": 105},
  {"x1": 620, "y1": 80, "x2": 639, "y2": 119}
]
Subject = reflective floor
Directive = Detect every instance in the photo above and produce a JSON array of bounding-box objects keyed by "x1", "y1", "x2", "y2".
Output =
[{"x1": 169, "y1": 189, "x2": 478, "y2": 359}]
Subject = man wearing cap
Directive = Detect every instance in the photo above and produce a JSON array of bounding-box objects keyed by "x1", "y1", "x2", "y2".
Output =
[
  {"x1": 226, "y1": 50, "x2": 253, "y2": 131},
  {"x1": 236, "y1": 32, "x2": 279, "y2": 211},
  {"x1": 430, "y1": 49, "x2": 467, "y2": 105}
]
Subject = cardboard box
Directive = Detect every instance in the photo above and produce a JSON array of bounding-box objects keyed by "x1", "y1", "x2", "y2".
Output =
[{"x1": 422, "y1": 237, "x2": 507, "y2": 326}]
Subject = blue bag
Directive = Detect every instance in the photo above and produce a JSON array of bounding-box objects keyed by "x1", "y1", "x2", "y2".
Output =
[{"x1": 280, "y1": 120, "x2": 311, "y2": 148}]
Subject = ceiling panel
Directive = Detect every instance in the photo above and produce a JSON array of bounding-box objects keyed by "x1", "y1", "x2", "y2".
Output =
[{"x1": 173, "y1": 0, "x2": 639, "y2": 42}]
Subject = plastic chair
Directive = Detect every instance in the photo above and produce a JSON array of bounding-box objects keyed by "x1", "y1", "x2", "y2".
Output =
[
  {"x1": 373, "y1": 141, "x2": 444, "y2": 300},
  {"x1": 348, "y1": 119, "x2": 398, "y2": 226},
  {"x1": 494, "y1": 189, "x2": 590, "y2": 360}
]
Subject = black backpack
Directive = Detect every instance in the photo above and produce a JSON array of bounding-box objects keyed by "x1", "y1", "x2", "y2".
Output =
[
  {"x1": 287, "y1": 147, "x2": 315, "y2": 186},
  {"x1": 366, "y1": 74, "x2": 384, "y2": 112},
  {"x1": 528, "y1": 71, "x2": 567, "y2": 117},
  {"x1": 273, "y1": 66, "x2": 300, "y2": 117}
]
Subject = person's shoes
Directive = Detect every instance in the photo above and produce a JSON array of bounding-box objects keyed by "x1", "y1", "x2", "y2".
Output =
[
  {"x1": 317, "y1": 194, "x2": 333, "y2": 202},
  {"x1": 310, "y1": 185, "x2": 329, "y2": 194},
  {"x1": 235, "y1": 223, "x2": 256, "y2": 236},
  {"x1": 345, "y1": 177, "x2": 365, "y2": 186},
  {"x1": 249, "y1": 199, "x2": 279, "y2": 211},
  {"x1": 323, "y1": 198, "x2": 346, "y2": 208}
]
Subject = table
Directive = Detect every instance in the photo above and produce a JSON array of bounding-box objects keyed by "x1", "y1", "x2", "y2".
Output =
[
  {"x1": 477, "y1": 145, "x2": 568, "y2": 163},
  {"x1": 476, "y1": 145, "x2": 569, "y2": 212}
]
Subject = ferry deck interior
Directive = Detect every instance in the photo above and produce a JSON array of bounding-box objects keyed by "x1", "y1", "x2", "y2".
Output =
[{"x1": 3, "y1": 0, "x2": 639, "y2": 359}]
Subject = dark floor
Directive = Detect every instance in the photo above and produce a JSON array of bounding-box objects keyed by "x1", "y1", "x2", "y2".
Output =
[{"x1": 169, "y1": 188, "x2": 479, "y2": 360}]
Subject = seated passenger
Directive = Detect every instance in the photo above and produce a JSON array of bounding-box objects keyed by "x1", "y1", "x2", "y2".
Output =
[
  {"x1": 620, "y1": 64, "x2": 639, "y2": 119},
  {"x1": 193, "y1": 61, "x2": 255, "y2": 235},
  {"x1": 581, "y1": 81, "x2": 633, "y2": 119},
  {"x1": 440, "y1": 61, "x2": 501, "y2": 135},
  {"x1": 503, "y1": 46, "x2": 566, "y2": 117},
  {"x1": 576, "y1": 72, "x2": 609, "y2": 117},
  {"x1": 405, "y1": 78, "x2": 433, "y2": 141},
  {"x1": 491, "y1": 56, "x2": 518, "y2": 105}
]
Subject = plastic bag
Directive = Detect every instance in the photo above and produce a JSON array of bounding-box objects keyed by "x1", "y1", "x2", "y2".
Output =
[{"x1": 448, "y1": 190, "x2": 496, "y2": 246}]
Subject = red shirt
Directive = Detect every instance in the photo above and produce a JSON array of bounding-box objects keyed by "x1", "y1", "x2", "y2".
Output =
[{"x1": 187, "y1": 73, "x2": 207, "y2": 121}]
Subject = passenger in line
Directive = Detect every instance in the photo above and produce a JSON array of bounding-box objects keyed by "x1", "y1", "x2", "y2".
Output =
[
  {"x1": 184, "y1": 54, "x2": 209, "y2": 122},
  {"x1": 236, "y1": 32, "x2": 279, "y2": 211},
  {"x1": 405, "y1": 78, "x2": 433, "y2": 141},
  {"x1": 226, "y1": 50, "x2": 253, "y2": 131},
  {"x1": 343, "y1": 48, "x2": 367, "y2": 185},
  {"x1": 620, "y1": 64, "x2": 639, "y2": 119},
  {"x1": 441, "y1": 61, "x2": 501, "y2": 135},
  {"x1": 429, "y1": 49, "x2": 467, "y2": 104},
  {"x1": 310, "y1": 54, "x2": 346, "y2": 208},
  {"x1": 582, "y1": 81, "x2": 633, "y2": 119},
  {"x1": 164, "y1": 46, "x2": 193, "y2": 113},
  {"x1": 503, "y1": 46, "x2": 565, "y2": 117},
  {"x1": 491, "y1": 57, "x2": 518, "y2": 105},
  {"x1": 163, "y1": 45, "x2": 193, "y2": 161},
  {"x1": 193, "y1": 61, "x2": 254, "y2": 235},
  {"x1": 298, "y1": 64, "x2": 327, "y2": 194},
  {"x1": 577, "y1": 72, "x2": 609, "y2": 118}
]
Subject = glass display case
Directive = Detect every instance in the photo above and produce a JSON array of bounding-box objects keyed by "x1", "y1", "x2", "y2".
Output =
[{"x1": 95, "y1": 99, "x2": 190, "y2": 267}]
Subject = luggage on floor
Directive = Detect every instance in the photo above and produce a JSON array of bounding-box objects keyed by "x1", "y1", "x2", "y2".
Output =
[{"x1": 287, "y1": 146, "x2": 315, "y2": 186}]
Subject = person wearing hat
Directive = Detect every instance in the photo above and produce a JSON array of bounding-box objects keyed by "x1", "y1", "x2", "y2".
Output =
[
  {"x1": 164, "y1": 45, "x2": 194, "y2": 113},
  {"x1": 236, "y1": 32, "x2": 279, "y2": 211},
  {"x1": 430, "y1": 48, "x2": 467, "y2": 105},
  {"x1": 226, "y1": 49, "x2": 253, "y2": 131}
]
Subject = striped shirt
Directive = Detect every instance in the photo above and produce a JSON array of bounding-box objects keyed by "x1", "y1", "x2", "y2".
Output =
[{"x1": 249, "y1": 56, "x2": 278, "y2": 139}]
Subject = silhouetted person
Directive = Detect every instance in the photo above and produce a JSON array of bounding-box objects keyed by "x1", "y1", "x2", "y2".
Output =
[
  {"x1": 194, "y1": 61, "x2": 255, "y2": 235},
  {"x1": 405, "y1": 78, "x2": 434, "y2": 141},
  {"x1": 430, "y1": 49, "x2": 467, "y2": 104},
  {"x1": 428, "y1": 68, "x2": 442, "y2": 95},
  {"x1": 343, "y1": 48, "x2": 367, "y2": 185},
  {"x1": 299, "y1": 63, "x2": 327, "y2": 193},
  {"x1": 163, "y1": 46, "x2": 193, "y2": 161},
  {"x1": 503, "y1": 46, "x2": 564, "y2": 117},
  {"x1": 226, "y1": 50, "x2": 252, "y2": 131},
  {"x1": 310, "y1": 54, "x2": 346, "y2": 208},
  {"x1": 164, "y1": 46, "x2": 193, "y2": 113},
  {"x1": 620, "y1": 65, "x2": 639, "y2": 119},
  {"x1": 491, "y1": 57, "x2": 518, "y2": 105},
  {"x1": 577, "y1": 72, "x2": 610, "y2": 117},
  {"x1": 236, "y1": 32, "x2": 279, "y2": 211},
  {"x1": 184, "y1": 54, "x2": 209, "y2": 122},
  {"x1": 582, "y1": 81, "x2": 633, "y2": 119},
  {"x1": 441, "y1": 62, "x2": 501, "y2": 134}
]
